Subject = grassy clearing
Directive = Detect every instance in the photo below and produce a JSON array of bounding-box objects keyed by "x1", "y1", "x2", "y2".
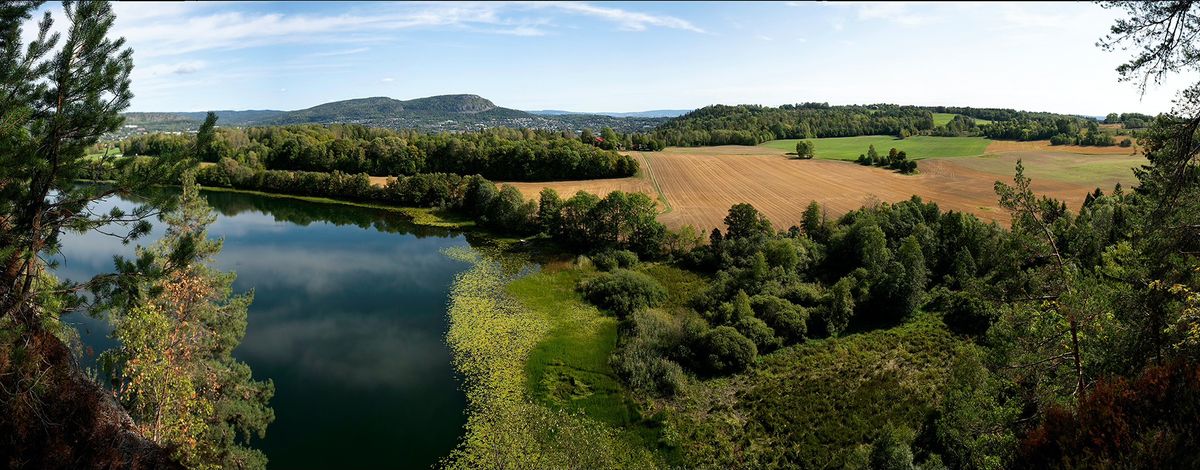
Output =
[
  {"x1": 664, "y1": 313, "x2": 969, "y2": 468},
  {"x1": 761, "y1": 135, "x2": 992, "y2": 161},
  {"x1": 945, "y1": 153, "x2": 1144, "y2": 187},
  {"x1": 636, "y1": 263, "x2": 707, "y2": 312},
  {"x1": 443, "y1": 247, "x2": 662, "y2": 469},
  {"x1": 932, "y1": 112, "x2": 993, "y2": 127},
  {"x1": 514, "y1": 268, "x2": 657, "y2": 442}
]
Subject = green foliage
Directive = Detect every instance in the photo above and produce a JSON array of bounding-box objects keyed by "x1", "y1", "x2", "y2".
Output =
[
  {"x1": 934, "y1": 349, "x2": 1019, "y2": 469},
  {"x1": 666, "y1": 315, "x2": 965, "y2": 468},
  {"x1": 542, "y1": 190, "x2": 667, "y2": 258},
  {"x1": 125, "y1": 123, "x2": 639, "y2": 181},
  {"x1": 99, "y1": 176, "x2": 273, "y2": 469},
  {"x1": 700, "y1": 325, "x2": 757, "y2": 374},
  {"x1": 654, "y1": 103, "x2": 936, "y2": 146},
  {"x1": 443, "y1": 248, "x2": 663, "y2": 468},
  {"x1": 592, "y1": 249, "x2": 639, "y2": 272},
  {"x1": 825, "y1": 276, "x2": 856, "y2": 336},
  {"x1": 793, "y1": 140, "x2": 814, "y2": 159},
  {"x1": 578, "y1": 269, "x2": 669, "y2": 318},
  {"x1": 610, "y1": 309, "x2": 689, "y2": 398}
]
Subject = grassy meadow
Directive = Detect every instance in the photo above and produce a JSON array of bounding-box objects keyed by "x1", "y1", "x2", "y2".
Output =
[
  {"x1": 932, "y1": 112, "x2": 993, "y2": 127},
  {"x1": 761, "y1": 135, "x2": 992, "y2": 161}
]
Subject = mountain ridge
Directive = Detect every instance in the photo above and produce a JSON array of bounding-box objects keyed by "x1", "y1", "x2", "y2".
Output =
[{"x1": 121, "y1": 94, "x2": 668, "y2": 133}]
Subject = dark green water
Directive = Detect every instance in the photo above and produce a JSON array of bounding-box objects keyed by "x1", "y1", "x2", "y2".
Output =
[{"x1": 57, "y1": 189, "x2": 475, "y2": 469}]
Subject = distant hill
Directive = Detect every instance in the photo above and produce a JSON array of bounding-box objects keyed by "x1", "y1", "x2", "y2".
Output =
[
  {"x1": 528, "y1": 109, "x2": 693, "y2": 118},
  {"x1": 122, "y1": 94, "x2": 667, "y2": 133}
]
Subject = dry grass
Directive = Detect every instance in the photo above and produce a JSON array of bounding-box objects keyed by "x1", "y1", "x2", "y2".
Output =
[
  {"x1": 635, "y1": 147, "x2": 1143, "y2": 232},
  {"x1": 985, "y1": 139, "x2": 1139, "y2": 155}
]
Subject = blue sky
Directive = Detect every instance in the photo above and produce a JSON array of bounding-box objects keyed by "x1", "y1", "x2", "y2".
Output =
[{"x1": 26, "y1": 2, "x2": 1181, "y2": 115}]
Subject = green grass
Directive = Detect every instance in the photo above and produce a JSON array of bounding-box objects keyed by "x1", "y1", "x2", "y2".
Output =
[
  {"x1": 664, "y1": 313, "x2": 970, "y2": 468},
  {"x1": 762, "y1": 135, "x2": 992, "y2": 161},
  {"x1": 932, "y1": 112, "x2": 993, "y2": 127},
  {"x1": 952, "y1": 153, "x2": 1145, "y2": 186},
  {"x1": 512, "y1": 268, "x2": 666, "y2": 452},
  {"x1": 636, "y1": 263, "x2": 707, "y2": 311}
]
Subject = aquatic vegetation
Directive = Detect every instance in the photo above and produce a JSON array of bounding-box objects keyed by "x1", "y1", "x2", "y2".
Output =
[{"x1": 441, "y1": 246, "x2": 660, "y2": 469}]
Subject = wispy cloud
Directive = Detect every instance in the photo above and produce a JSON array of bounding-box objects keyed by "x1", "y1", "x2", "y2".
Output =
[
  {"x1": 309, "y1": 47, "x2": 370, "y2": 58},
  {"x1": 381, "y1": 77, "x2": 395, "y2": 83},
  {"x1": 93, "y1": 2, "x2": 701, "y2": 60},
  {"x1": 536, "y1": 2, "x2": 704, "y2": 33}
]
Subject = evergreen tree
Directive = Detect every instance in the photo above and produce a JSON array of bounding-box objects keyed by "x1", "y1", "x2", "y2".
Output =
[{"x1": 100, "y1": 174, "x2": 275, "y2": 469}]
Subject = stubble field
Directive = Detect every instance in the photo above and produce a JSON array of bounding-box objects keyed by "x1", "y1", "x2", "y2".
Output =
[{"x1": 368, "y1": 144, "x2": 1145, "y2": 233}]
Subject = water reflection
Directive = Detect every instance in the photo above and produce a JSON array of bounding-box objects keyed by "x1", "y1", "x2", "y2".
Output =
[{"x1": 57, "y1": 188, "x2": 471, "y2": 469}]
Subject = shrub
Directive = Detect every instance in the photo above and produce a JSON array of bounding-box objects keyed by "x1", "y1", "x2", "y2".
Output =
[
  {"x1": 751, "y1": 294, "x2": 809, "y2": 342},
  {"x1": 577, "y1": 269, "x2": 667, "y2": 318},
  {"x1": 1049, "y1": 133, "x2": 1075, "y2": 146},
  {"x1": 591, "y1": 249, "x2": 639, "y2": 272},
  {"x1": 1119, "y1": 138, "x2": 1133, "y2": 148},
  {"x1": 701, "y1": 326, "x2": 757, "y2": 374},
  {"x1": 611, "y1": 310, "x2": 690, "y2": 397},
  {"x1": 736, "y1": 315, "x2": 781, "y2": 352}
]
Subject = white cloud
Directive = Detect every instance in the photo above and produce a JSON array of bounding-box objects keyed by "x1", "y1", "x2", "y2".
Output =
[
  {"x1": 89, "y1": 2, "x2": 701, "y2": 61},
  {"x1": 537, "y1": 2, "x2": 704, "y2": 33},
  {"x1": 756, "y1": 34, "x2": 772, "y2": 42},
  {"x1": 381, "y1": 77, "x2": 395, "y2": 83}
]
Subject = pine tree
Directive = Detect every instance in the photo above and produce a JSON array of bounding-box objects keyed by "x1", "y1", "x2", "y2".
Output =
[{"x1": 1, "y1": 1, "x2": 189, "y2": 326}]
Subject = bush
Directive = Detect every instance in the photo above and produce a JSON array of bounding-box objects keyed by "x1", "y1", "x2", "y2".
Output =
[
  {"x1": 611, "y1": 310, "x2": 690, "y2": 397},
  {"x1": 577, "y1": 269, "x2": 667, "y2": 318},
  {"x1": 1119, "y1": 138, "x2": 1133, "y2": 148},
  {"x1": 751, "y1": 294, "x2": 809, "y2": 342},
  {"x1": 1049, "y1": 133, "x2": 1075, "y2": 146},
  {"x1": 701, "y1": 326, "x2": 757, "y2": 374},
  {"x1": 591, "y1": 249, "x2": 639, "y2": 272},
  {"x1": 736, "y1": 315, "x2": 781, "y2": 352}
]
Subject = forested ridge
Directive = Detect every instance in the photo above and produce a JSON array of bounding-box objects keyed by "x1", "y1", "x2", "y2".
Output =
[{"x1": 653, "y1": 102, "x2": 1135, "y2": 146}]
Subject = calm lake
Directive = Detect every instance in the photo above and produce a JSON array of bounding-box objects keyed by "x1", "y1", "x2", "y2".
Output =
[{"x1": 57, "y1": 189, "x2": 475, "y2": 469}]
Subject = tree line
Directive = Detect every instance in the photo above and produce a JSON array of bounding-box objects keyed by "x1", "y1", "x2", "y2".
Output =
[{"x1": 122, "y1": 124, "x2": 640, "y2": 182}]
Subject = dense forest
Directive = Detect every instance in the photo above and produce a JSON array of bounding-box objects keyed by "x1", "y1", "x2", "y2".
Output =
[
  {"x1": 122, "y1": 124, "x2": 640, "y2": 181},
  {"x1": 982, "y1": 116, "x2": 1118, "y2": 145},
  {"x1": 648, "y1": 102, "x2": 1124, "y2": 147}
]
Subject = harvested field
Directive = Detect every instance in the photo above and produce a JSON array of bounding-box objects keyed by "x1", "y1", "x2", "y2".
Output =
[
  {"x1": 985, "y1": 139, "x2": 1139, "y2": 155},
  {"x1": 634, "y1": 147, "x2": 1143, "y2": 232},
  {"x1": 366, "y1": 146, "x2": 1145, "y2": 233}
]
